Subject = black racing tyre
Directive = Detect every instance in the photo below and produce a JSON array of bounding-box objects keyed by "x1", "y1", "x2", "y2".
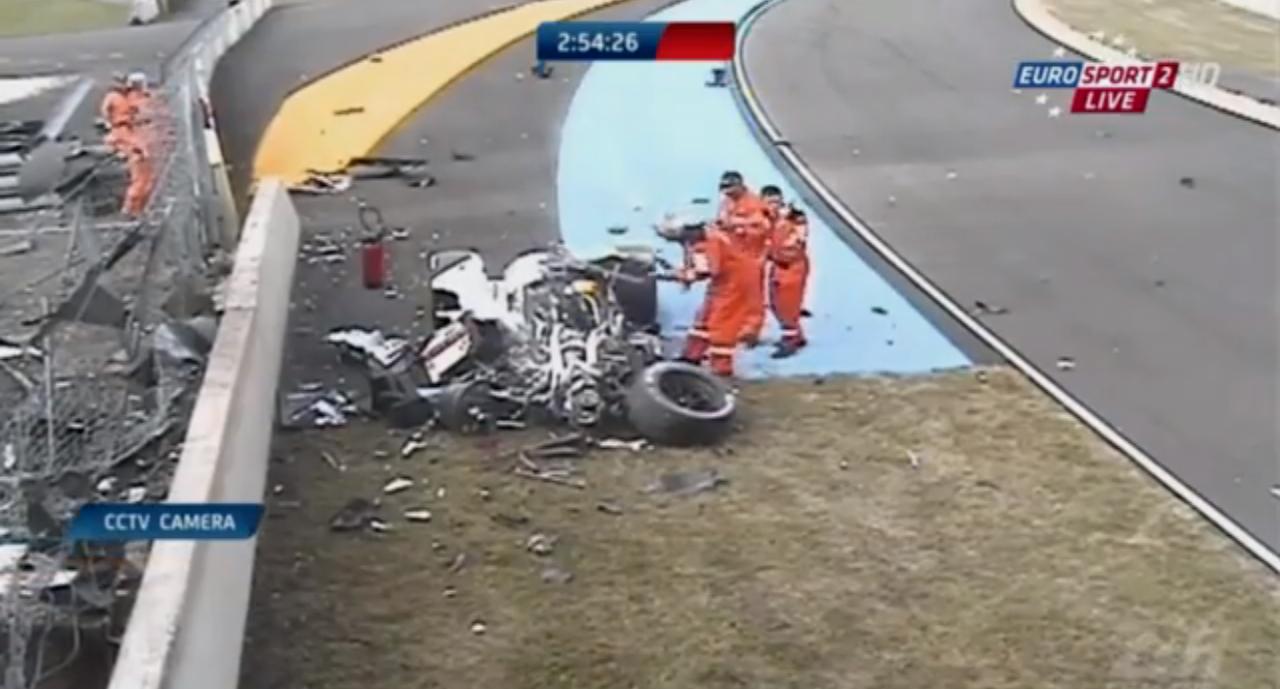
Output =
[
  {"x1": 611, "y1": 259, "x2": 658, "y2": 328},
  {"x1": 625, "y1": 361, "x2": 735, "y2": 446}
]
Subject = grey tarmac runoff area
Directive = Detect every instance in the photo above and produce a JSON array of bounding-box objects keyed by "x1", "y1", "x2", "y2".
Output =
[{"x1": 743, "y1": 0, "x2": 1280, "y2": 553}]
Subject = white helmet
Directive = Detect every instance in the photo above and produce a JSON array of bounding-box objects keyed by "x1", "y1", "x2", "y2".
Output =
[{"x1": 126, "y1": 72, "x2": 148, "y2": 88}]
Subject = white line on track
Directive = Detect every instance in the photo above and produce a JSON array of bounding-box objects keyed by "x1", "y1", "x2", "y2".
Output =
[{"x1": 732, "y1": 0, "x2": 1280, "y2": 574}]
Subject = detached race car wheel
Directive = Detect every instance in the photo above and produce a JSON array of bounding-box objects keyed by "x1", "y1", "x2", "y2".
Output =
[{"x1": 625, "y1": 361, "x2": 735, "y2": 446}]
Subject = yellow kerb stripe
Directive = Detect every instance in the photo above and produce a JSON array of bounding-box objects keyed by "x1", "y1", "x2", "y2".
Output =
[{"x1": 254, "y1": 0, "x2": 630, "y2": 184}]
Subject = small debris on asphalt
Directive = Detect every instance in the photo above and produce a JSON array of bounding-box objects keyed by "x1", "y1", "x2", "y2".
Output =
[
  {"x1": 96, "y1": 477, "x2": 118, "y2": 494},
  {"x1": 436, "y1": 487, "x2": 447, "y2": 499},
  {"x1": 443, "y1": 586, "x2": 457, "y2": 598},
  {"x1": 945, "y1": 170, "x2": 958, "y2": 180},
  {"x1": 907, "y1": 450, "x2": 922, "y2": 470},
  {"x1": 470, "y1": 620, "x2": 487, "y2": 635},
  {"x1": 647, "y1": 468, "x2": 727, "y2": 497},
  {"x1": 404, "y1": 509, "x2": 433, "y2": 523},
  {"x1": 1154, "y1": 279, "x2": 1166, "y2": 288},
  {"x1": 383, "y1": 476, "x2": 414, "y2": 494},
  {"x1": 325, "y1": 328, "x2": 410, "y2": 368},
  {"x1": 1056, "y1": 357, "x2": 1076, "y2": 371},
  {"x1": 596, "y1": 438, "x2": 648, "y2": 452},
  {"x1": 333, "y1": 106, "x2": 365, "y2": 116},
  {"x1": 451, "y1": 150, "x2": 475, "y2": 162},
  {"x1": 125, "y1": 487, "x2": 147, "y2": 503},
  {"x1": 871, "y1": 306, "x2": 889, "y2": 316},
  {"x1": 970, "y1": 300, "x2": 1009, "y2": 316},
  {"x1": 838, "y1": 460, "x2": 850, "y2": 471},
  {"x1": 541, "y1": 566, "x2": 573, "y2": 584},
  {"x1": 390, "y1": 227, "x2": 410, "y2": 241},
  {"x1": 975, "y1": 370, "x2": 990, "y2": 383},
  {"x1": 330, "y1": 498, "x2": 377, "y2": 531},
  {"x1": 272, "y1": 484, "x2": 285, "y2": 495},
  {"x1": 477, "y1": 488, "x2": 492, "y2": 501},
  {"x1": 607, "y1": 225, "x2": 628, "y2": 235},
  {"x1": 1270, "y1": 486, "x2": 1280, "y2": 500},
  {"x1": 495, "y1": 419, "x2": 526, "y2": 430},
  {"x1": 447, "y1": 552, "x2": 468, "y2": 573},
  {"x1": 369, "y1": 518, "x2": 393, "y2": 533},
  {"x1": 596, "y1": 501, "x2": 623, "y2": 516},
  {"x1": 1179, "y1": 176, "x2": 1195, "y2": 189},
  {"x1": 514, "y1": 467, "x2": 586, "y2": 489},
  {"x1": 283, "y1": 390, "x2": 356, "y2": 428},
  {"x1": 492, "y1": 513, "x2": 530, "y2": 528},
  {"x1": 320, "y1": 451, "x2": 347, "y2": 472},
  {"x1": 526, "y1": 533, "x2": 557, "y2": 556},
  {"x1": 401, "y1": 437, "x2": 431, "y2": 458}
]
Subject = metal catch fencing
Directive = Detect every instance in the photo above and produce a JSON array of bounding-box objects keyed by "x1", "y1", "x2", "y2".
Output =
[{"x1": 0, "y1": 7, "x2": 248, "y2": 687}]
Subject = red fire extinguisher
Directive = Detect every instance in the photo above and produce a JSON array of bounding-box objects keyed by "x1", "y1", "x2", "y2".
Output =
[{"x1": 358, "y1": 203, "x2": 387, "y2": 290}]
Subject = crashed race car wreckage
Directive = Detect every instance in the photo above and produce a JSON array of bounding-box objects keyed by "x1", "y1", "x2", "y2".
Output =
[{"x1": 320, "y1": 244, "x2": 737, "y2": 446}]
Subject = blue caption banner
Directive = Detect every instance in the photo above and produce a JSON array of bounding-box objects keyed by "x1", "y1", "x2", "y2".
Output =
[
  {"x1": 537, "y1": 21, "x2": 665, "y2": 61},
  {"x1": 68, "y1": 503, "x2": 264, "y2": 541}
]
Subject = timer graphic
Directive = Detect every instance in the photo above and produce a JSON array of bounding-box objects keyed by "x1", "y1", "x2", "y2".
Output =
[{"x1": 536, "y1": 21, "x2": 735, "y2": 61}]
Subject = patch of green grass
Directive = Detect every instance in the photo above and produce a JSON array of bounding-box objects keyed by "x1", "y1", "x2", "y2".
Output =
[{"x1": 0, "y1": 0, "x2": 129, "y2": 38}]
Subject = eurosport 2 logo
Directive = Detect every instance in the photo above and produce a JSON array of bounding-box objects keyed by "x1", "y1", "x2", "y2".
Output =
[{"x1": 1014, "y1": 60, "x2": 1222, "y2": 114}]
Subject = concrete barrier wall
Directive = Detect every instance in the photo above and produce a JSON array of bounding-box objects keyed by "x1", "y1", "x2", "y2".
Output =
[{"x1": 107, "y1": 179, "x2": 300, "y2": 689}]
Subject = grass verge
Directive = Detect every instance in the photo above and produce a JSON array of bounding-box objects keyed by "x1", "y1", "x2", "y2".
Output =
[
  {"x1": 243, "y1": 367, "x2": 1279, "y2": 689},
  {"x1": 0, "y1": 0, "x2": 128, "y2": 38}
]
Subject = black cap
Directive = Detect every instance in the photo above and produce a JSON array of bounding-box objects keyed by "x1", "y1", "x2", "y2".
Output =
[
  {"x1": 718, "y1": 170, "x2": 743, "y2": 189},
  {"x1": 760, "y1": 184, "x2": 783, "y2": 197}
]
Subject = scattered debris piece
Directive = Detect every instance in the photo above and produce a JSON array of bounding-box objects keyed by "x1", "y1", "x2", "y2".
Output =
[
  {"x1": 447, "y1": 552, "x2": 468, "y2": 573},
  {"x1": 607, "y1": 225, "x2": 628, "y2": 235},
  {"x1": 595, "y1": 500, "x2": 623, "y2": 516},
  {"x1": 470, "y1": 620, "x2": 487, "y2": 635},
  {"x1": 0, "y1": 239, "x2": 32, "y2": 257},
  {"x1": 333, "y1": 106, "x2": 365, "y2": 116},
  {"x1": 283, "y1": 390, "x2": 357, "y2": 429},
  {"x1": 541, "y1": 566, "x2": 573, "y2": 584},
  {"x1": 596, "y1": 438, "x2": 648, "y2": 452},
  {"x1": 404, "y1": 509, "x2": 433, "y2": 523},
  {"x1": 492, "y1": 513, "x2": 530, "y2": 528},
  {"x1": 289, "y1": 173, "x2": 351, "y2": 195},
  {"x1": 907, "y1": 450, "x2": 922, "y2": 470},
  {"x1": 330, "y1": 498, "x2": 377, "y2": 531},
  {"x1": 383, "y1": 476, "x2": 414, "y2": 494},
  {"x1": 1270, "y1": 486, "x2": 1280, "y2": 500},
  {"x1": 1056, "y1": 357, "x2": 1076, "y2": 371},
  {"x1": 0, "y1": 340, "x2": 41, "y2": 361},
  {"x1": 526, "y1": 533, "x2": 556, "y2": 556},
  {"x1": 390, "y1": 227, "x2": 410, "y2": 241},
  {"x1": 838, "y1": 460, "x2": 850, "y2": 470},
  {"x1": 96, "y1": 477, "x2": 117, "y2": 494},
  {"x1": 871, "y1": 306, "x2": 889, "y2": 316},
  {"x1": 443, "y1": 586, "x2": 457, "y2": 598},
  {"x1": 1154, "y1": 279, "x2": 1166, "y2": 288},
  {"x1": 325, "y1": 327, "x2": 410, "y2": 368},
  {"x1": 1179, "y1": 176, "x2": 1195, "y2": 189},
  {"x1": 477, "y1": 488, "x2": 492, "y2": 501},
  {"x1": 451, "y1": 150, "x2": 475, "y2": 162},
  {"x1": 401, "y1": 436, "x2": 431, "y2": 458},
  {"x1": 945, "y1": 170, "x2": 958, "y2": 180},
  {"x1": 514, "y1": 467, "x2": 586, "y2": 489},
  {"x1": 125, "y1": 486, "x2": 147, "y2": 503},
  {"x1": 970, "y1": 300, "x2": 1009, "y2": 316},
  {"x1": 320, "y1": 451, "x2": 347, "y2": 472},
  {"x1": 646, "y1": 468, "x2": 727, "y2": 497},
  {"x1": 369, "y1": 518, "x2": 393, "y2": 533}
]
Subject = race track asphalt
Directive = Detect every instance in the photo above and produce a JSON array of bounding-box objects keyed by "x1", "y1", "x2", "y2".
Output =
[{"x1": 743, "y1": 0, "x2": 1280, "y2": 552}]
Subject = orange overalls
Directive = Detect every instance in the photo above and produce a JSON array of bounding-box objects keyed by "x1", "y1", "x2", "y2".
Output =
[
  {"x1": 679, "y1": 225, "x2": 752, "y2": 377},
  {"x1": 718, "y1": 191, "x2": 772, "y2": 345},
  {"x1": 100, "y1": 87, "x2": 136, "y2": 155},
  {"x1": 122, "y1": 141, "x2": 154, "y2": 217},
  {"x1": 769, "y1": 208, "x2": 810, "y2": 348}
]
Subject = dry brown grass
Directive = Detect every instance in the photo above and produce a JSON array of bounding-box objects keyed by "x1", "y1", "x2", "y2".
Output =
[
  {"x1": 242, "y1": 367, "x2": 1279, "y2": 689},
  {"x1": 1043, "y1": 0, "x2": 1280, "y2": 78}
]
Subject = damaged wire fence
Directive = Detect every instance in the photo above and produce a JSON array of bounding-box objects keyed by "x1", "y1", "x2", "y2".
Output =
[{"x1": 0, "y1": 13, "x2": 232, "y2": 689}]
